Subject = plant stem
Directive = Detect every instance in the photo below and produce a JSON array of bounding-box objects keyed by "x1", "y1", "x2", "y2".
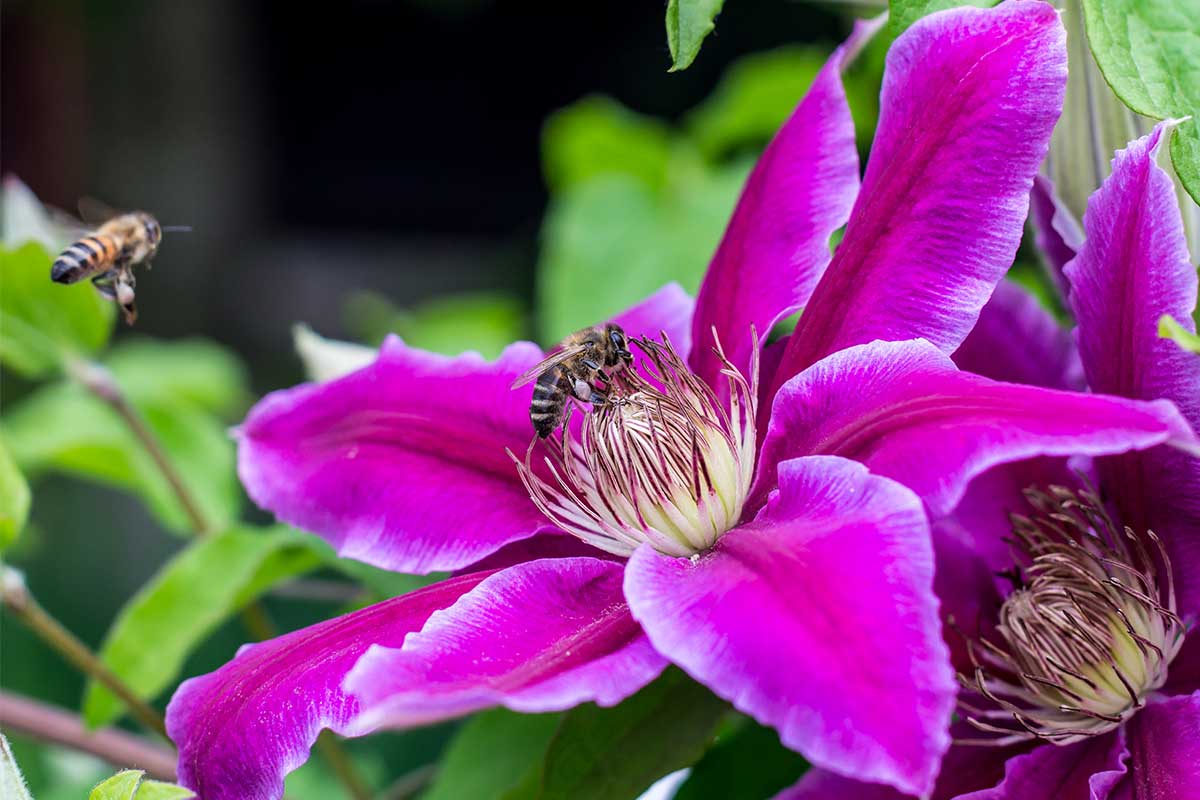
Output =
[
  {"x1": 0, "y1": 690, "x2": 176, "y2": 780},
  {"x1": 314, "y1": 732, "x2": 372, "y2": 800},
  {"x1": 67, "y1": 359, "x2": 211, "y2": 535},
  {"x1": 69, "y1": 359, "x2": 372, "y2": 798},
  {"x1": 0, "y1": 569, "x2": 168, "y2": 738},
  {"x1": 381, "y1": 764, "x2": 438, "y2": 800}
]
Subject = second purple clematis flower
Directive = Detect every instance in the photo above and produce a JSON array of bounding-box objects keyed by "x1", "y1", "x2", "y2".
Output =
[
  {"x1": 780, "y1": 125, "x2": 1200, "y2": 799},
  {"x1": 165, "y1": 4, "x2": 1198, "y2": 799}
]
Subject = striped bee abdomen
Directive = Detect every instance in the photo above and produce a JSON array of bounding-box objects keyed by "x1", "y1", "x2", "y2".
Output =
[
  {"x1": 51, "y1": 235, "x2": 120, "y2": 284},
  {"x1": 530, "y1": 368, "x2": 569, "y2": 438}
]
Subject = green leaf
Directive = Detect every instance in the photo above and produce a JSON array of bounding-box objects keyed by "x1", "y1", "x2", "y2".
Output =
[
  {"x1": 543, "y1": 97, "x2": 671, "y2": 193},
  {"x1": 89, "y1": 771, "x2": 142, "y2": 800},
  {"x1": 1081, "y1": 0, "x2": 1200, "y2": 204},
  {"x1": 538, "y1": 158, "x2": 748, "y2": 341},
  {"x1": 0, "y1": 733, "x2": 34, "y2": 800},
  {"x1": 0, "y1": 243, "x2": 115, "y2": 377},
  {"x1": 0, "y1": 436, "x2": 31, "y2": 550},
  {"x1": 423, "y1": 710, "x2": 562, "y2": 800},
  {"x1": 685, "y1": 47, "x2": 827, "y2": 159},
  {"x1": 1160, "y1": 314, "x2": 1200, "y2": 353},
  {"x1": 2, "y1": 377, "x2": 240, "y2": 534},
  {"x1": 104, "y1": 338, "x2": 250, "y2": 416},
  {"x1": 888, "y1": 0, "x2": 999, "y2": 37},
  {"x1": 673, "y1": 719, "x2": 807, "y2": 800},
  {"x1": 131, "y1": 781, "x2": 194, "y2": 800},
  {"x1": 82, "y1": 526, "x2": 320, "y2": 727},
  {"x1": 530, "y1": 668, "x2": 729, "y2": 800},
  {"x1": 666, "y1": 0, "x2": 725, "y2": 71},
  {"x1": 88, "y1": 771, "x2": 194, "y2": 800}
]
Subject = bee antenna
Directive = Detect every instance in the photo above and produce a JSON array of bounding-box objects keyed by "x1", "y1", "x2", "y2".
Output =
[{"x1": 161, "y1": 225, "x2": 193, "y2": 233}]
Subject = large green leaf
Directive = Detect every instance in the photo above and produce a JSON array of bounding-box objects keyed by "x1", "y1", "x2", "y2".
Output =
[
  {"x1": 1081, "y1": 0, "x2": 1200, "y2": 204},
  {"x1": 538, "y1": 158, "x2": 747, "y2": 341},
  {"x1": 0, "y1": 734, "x2": 33, "y2": 800},
  {"x1": 0, "y1": 436, "x2": 31, "y2": 550},
  {"x1": 2, "y1": 336, "x2": 246, "y2": 533},
  {"x1": 887, "y1": 0, "x2": 999, "y2": 36},
  {"x1": 543, "y1": 97, "x2": 671, "y2": 193},
  {"x1": 423, "y1": 710, "x2": 562, "y2": 800},
  {"x1": 104, "y1": 338, "x2": 250, "y2": 416},
  {"x1": 524, "y1": 669, "x2": 729, "y2": 800},
  {"x1": 2, "y1": 378, "x2": 240, "y2": 534},
  {"x1": 89, "y1": 771, "x2": 193, "y2": 800},
  {"x1": 82, "y1": 526, "x2": 321, "y2": 727},
  {"x1": 673, "y1": 718, "x2": 807, "y2": 800},
  {"x1": 0, "y1": 243, "x2": 115, "y2": 378},
  {"x1": 666, "y1": 0, "x2": 725, "y2": 71}
]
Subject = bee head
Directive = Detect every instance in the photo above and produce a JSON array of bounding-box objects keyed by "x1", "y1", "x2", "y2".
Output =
[
  {"x1": 139, "y1": 214, "x2": 163, "y2": 252},
  {"x1": 606, "y1": 324, "x2": 633, "y2": 367}
]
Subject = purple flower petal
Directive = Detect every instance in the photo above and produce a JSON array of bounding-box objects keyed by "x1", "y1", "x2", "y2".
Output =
[
  {"x1": 952, "y1": 280, "x2": 1083, "y2": 390},
  {"x1": 238, "y1": 336, "x2": 551, "y2": 574},
  {"x1": 753, "y1": 339, "x2": 1197, "y2": 519},
  {"x1": 1029, "y1": 174, "x2": 1082, "y2": 296},
  {"x1": 611, "y1": 282, "x2": 695, "y2": 360},
  {"x1": 345, "y1": 557, "x2": 666, "y2": 731},
  {"x1": 1064, "y1": 122, "x2": 1200, "y2": 617},
  {"x1": 166, "y1": 572, "x2": 494, "y2": 800},
  {"x1": 1118, "y1": 694, "x2": 1200, "y2": 800},
  {"x1": 770, "y1": 1, "x2": 1067, "y2": 393},
  {"x1": 955, "y1": 732, "x2": 1128, "y2": 800},
  {"x1": 688, "y1": 21, "x2": 865, "y2": 396},
  {"x1": 623, "y1": 456, "x2": 954, "y2": 797}
]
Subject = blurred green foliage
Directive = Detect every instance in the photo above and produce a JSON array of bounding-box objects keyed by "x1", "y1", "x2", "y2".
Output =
[
  {"x1": 536, "y1": 36, "x2": 884, "y2": 344},
  {"x1": 673, "y1": 719, "x2": 808, "y2": 800},
  {"x1": 345, "y1": 290, "x2": 528, "y2": 358},
  {"x1": 0, "y1": 436, "x2": 31, "y2": 549},
  {"x1": 2, "y1": 340, "x2": 246, "y2": 535}
]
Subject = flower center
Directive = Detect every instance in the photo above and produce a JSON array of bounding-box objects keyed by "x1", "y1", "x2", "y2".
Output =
[
  {"x1": 512, "y1": 332, "x2": 757, "y2": 557},
  {"x1": 960, "y1": 485, "x2": 1185, "y2": 746}
]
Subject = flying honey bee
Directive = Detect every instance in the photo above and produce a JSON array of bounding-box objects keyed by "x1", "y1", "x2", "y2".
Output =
[
  {"x1": 512, "y1": 323, "x2": 634, "y2": 438},
  {"x1": 49, "y1": 201, "x2": 186, "y2": 325}
]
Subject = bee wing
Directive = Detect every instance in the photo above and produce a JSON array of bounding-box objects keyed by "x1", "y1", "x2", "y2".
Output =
[
  {"x1": 42, "y1": 204, "x2": 92, "y2": 239},
  {"x1": 77, "y1": 196, "x2": 123, "y2": 226},
  {"x1": 510, "y1": 345, "x2": 589, "y2": 389}
]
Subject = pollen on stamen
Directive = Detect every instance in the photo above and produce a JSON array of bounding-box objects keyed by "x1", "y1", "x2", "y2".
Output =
[
  {"x1": 955, "y1": 483, "x2": 1186, "y2": 747},
  {"x1": 509, "y1": 330, "x2": 757, "y2": 558}
]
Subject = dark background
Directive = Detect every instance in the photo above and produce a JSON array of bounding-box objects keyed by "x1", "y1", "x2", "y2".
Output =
[{"x1": 3, "y1": 0, "x2": 843, "y2": 386}]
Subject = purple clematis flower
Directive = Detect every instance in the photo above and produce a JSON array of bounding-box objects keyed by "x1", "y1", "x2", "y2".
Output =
[
  {"x1": 779, "y1": 125, "x2": 1200, "y2": 799},
  {"x1": 165, "y1": 5, "x2": 1198, "y2": 799}
]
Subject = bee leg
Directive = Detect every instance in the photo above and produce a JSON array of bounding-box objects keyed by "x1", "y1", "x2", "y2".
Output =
[
  {"x1": 115, "y1": 279, "x2": 137, "y2": 325},
  {"x1": 91, "y1": 268, "x2": 120, "y2": 300}
]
